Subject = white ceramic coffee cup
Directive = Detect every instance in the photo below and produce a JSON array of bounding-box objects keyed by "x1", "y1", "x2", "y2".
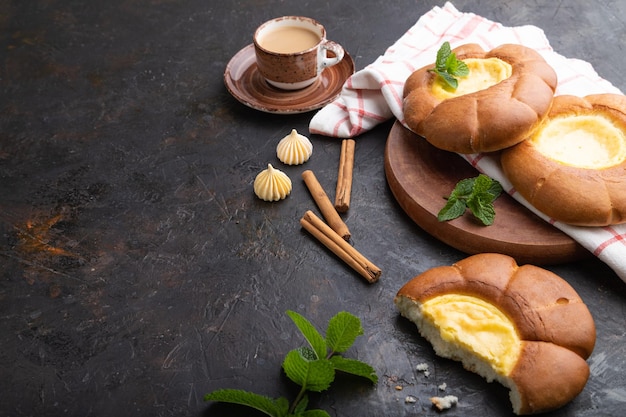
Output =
[{"x1": 253, "y1": 16, "x2": 345, "y2": 90}]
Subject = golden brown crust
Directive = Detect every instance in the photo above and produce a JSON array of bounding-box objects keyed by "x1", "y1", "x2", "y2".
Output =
[
  {"x1": 500, "y1": 263, "x2": 596, "y2": 359},
  {"x1": 395, "y1": 253, "x2": 595, "y2": 415},
  {"x1": 501, "y1": 94, "x2": 626, "y2": 226},
  {"x1": 402, "y1": 44, "x2": 557, "y2": 153},
  {"x1": 511, "y1": 341, "x2": 591, "y2": 415}
]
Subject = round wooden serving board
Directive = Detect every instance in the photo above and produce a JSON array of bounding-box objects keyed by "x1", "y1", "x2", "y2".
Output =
[{"x1": 384, "y1": 121, "x2": 590, "y2": 265}]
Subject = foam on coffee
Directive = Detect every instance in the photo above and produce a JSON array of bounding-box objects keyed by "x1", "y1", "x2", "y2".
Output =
[{"x1": 258, "y1": 26, "x2": 320, "y2": 54}]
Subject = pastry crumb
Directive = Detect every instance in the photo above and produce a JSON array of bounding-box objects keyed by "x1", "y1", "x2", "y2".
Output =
[
  {"x1": 438, "y1": 382, "x2": 447, "y2": 391},
  {"x1": 416, "y1": 363, "x2": 429, "y2": 371},
  {"x1": 405, "y1": 395, "x2": 417, "y2": 404},
  {"x1": 430, "y1": 395, "x2": 458, "y2": 411},
  {"x1": 416, "y1": 362, "x2": 430, "y2": 377}
]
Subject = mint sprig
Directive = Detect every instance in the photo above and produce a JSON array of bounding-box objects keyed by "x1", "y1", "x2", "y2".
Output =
[
  {"x1": 438, "y1": 174, "x2": 503, "y2": 226},
  {"x1": 204, "y1": 310, "x2": 377, "y2": 417},
  {"x1": 428, "y1": 41, "x2": 469, "y2": 90}
]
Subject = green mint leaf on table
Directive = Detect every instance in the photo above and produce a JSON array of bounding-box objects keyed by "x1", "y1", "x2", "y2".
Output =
[
  {"x1": 429, "y1": 41, "x2": 469, "y2": 90},
  {"x1": 330, "y1": 356, "x2": 378, "y2": 384},
  {"x1": 297, "y1": 345, "x2": 319, "y2": 361},
  {"x1": 290, "y1": 395, "x2": 332, "y2": 417},
  {"x1": 203, "y1": 389, "x2": 289, "y2": 417},
  {"x1": 283, "y1": 348, "x2": 335, "y2": 392},
  {"x1": 205, "y1": 311, "x2": 377, "y2": 417},
  {"x1": 437, "y1": 174, "x2": 503, "y2": 226},
  {"x1": 325, "y1": 311, "x2": 363, "y2": 354},
  {"x1": 292, "y1": 394, "x2": 309, "y2": 415},
  {"x1": 287, "y1": 310, "x2": 327, "y2": 359}
]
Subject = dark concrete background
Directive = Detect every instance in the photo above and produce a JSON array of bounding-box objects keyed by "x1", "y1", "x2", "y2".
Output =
[{"x1": 1, "y1": 1, "x2": 625, "y2": 416}]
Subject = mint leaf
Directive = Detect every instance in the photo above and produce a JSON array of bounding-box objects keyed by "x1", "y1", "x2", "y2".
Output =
[
  {"x1": 487, "y1": 178, "x2": 504, "y2": 198},
  {"x1": 282, "y1": 348, "x2": 335, "y2": 392},
  {"x1": 447, "y1": 55, "x2": 469, "y2": 77},
  {"x1": 449, "y1": 177, "x2": 474, "y2": 199},
  {"x1": 468, "y1": 195, "x2": 497, "y2": 225},
  {"x1": 325, "y1": 311, "x2": 363, "y2": 354},
  {"x1": 205, "y1": 310, "x2": 378, "y2": 417},
  {"x1": 445, "y1": 53, "x2": 458, "y2": 72},
  {"x1": 438, "y1": 174, "x2": 502, "y2": 226},
  {"x1": 330, "y1": 356, "x2": 378, "y2": 384},
  {"x1": 292, "y1": 394, "x2": 309, "y2": 415},
  {"x1": 436, "y1": 70, "x2": 459, "y2": 90},
  {"x1": 287, "y1": 310, "x2": 327, "y2": 359},
  {"x1": 437, "y1": 197, "x2": 466, "y2": 222},
  {"x1": 204, "y1": 389, "x2": 288, "y2": 417},
  {"x1": 428, "y1": 41, "x2": 468, "y2": 90},
  {"x1": 291, "y1": 395, "x2": 332, "y2": 417},
  {"x1": 298, "y1": 346, "x2": 318, "y2": 361},
  {"x1": 472, "y1": 173, "x2": 494, "y2": 194},
  {"x1": 435, "y1": 41, "x2": 452, "y2": 71}
]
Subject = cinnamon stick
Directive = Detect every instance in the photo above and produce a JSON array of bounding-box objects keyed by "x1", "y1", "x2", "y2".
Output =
[
  {"x1": 300, "y1": 210, "x2": 381, "y2": 283},
  {"x1": 302, "y1": 169, "x2": 351, "y2": 241},
  {"x1": 335, "y1": 139, "x2": 355, "y2": 213}
]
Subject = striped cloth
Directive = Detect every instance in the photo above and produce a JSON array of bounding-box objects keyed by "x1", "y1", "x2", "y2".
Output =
[{"x1": 309, "y1": 2, "x2": 626, "y2": 283}]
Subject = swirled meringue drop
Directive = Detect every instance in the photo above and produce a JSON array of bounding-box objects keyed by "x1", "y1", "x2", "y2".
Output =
[
  {"x1": 253, "y1": 164, "x2": 292, "y2": 201},
  {"x1": 276, "y1": 129, "x2": 313, "y2": 165}
]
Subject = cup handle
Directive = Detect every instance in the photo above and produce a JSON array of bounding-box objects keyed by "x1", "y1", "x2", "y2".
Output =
[{"x1": 318, "y1": 40, "x2": 345, "y2": 71}]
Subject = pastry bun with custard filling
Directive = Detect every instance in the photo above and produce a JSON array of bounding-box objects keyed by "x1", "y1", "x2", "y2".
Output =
[
  {"x1": 402, "y1": 43, "x2": 557, "y2": 153},
  {"x1": 501, "y1": 94, "x2": 626, "y2": 226},
  {"x1": 394, "y1": 253, "x2": 596, "y2": 415}
]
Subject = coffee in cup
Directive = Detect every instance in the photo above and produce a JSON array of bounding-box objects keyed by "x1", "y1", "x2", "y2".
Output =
[{"x1": 253, "y1": 16, "x2": 345, "y2": 90}]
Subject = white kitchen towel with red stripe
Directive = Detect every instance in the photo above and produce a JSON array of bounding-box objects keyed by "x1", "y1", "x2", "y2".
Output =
[{"x1": 309, "y1": 2, "x2": 626, "y2": 283}]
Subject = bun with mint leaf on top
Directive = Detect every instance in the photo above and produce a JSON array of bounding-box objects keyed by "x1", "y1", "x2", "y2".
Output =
[{"x1": 402, "y1": 43, "x2": 557, "y2": 154}]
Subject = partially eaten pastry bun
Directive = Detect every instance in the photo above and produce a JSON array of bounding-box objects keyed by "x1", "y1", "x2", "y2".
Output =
[
  {"x1": 403, "y1": 43, "x2": 557, "y2": 153},
  {"x1": 501, "y1": 94, "x2": 626, "y2": 226},
  {"x1": 394, "y1": 253, "x2": 596, "y2": 415}
]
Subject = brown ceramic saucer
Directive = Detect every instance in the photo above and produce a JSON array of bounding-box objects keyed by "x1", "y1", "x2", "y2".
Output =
[
  {"x1": 224, "y1": 44, "x2": 355, "y2": 114},
  {"x1": 384, "y1": 121, "x2": 591, "y2": 265}
]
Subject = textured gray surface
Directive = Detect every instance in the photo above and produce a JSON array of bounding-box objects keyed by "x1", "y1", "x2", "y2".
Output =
[{"x1": 1, "y1": 1, "x2": 625, "y2": 416}]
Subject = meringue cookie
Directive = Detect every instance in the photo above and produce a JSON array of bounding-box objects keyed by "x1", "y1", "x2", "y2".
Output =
[
  {"x1": 253, "y1": 164, "x2": 292, "y2": 201},
  {"x1": 276, "y1": 129, "x2": 313, "y2": 165}
]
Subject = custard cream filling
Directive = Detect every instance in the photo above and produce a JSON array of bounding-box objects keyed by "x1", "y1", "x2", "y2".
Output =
[
  {"x1": 431, "y1": 57, "x2": 512, "y2": 100},
  {"x1": 422, "y1": 294, "x2": 521, "y2": 375},
  {"x1": 532, "y1": 114, "x2": 626, "y2": 169}
]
